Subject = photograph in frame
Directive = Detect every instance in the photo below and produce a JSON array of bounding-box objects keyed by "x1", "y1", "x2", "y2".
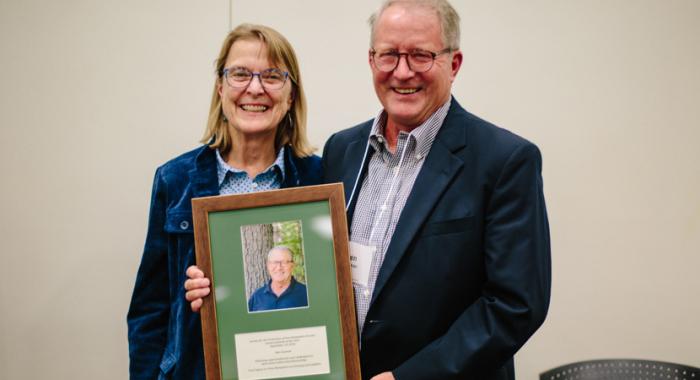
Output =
[
  {"x1": 192, "y1": 183, "x2": 360, "y2": 380},
  {"x1": 241, "y1": 220, "x2": 310, "y2": 313}
]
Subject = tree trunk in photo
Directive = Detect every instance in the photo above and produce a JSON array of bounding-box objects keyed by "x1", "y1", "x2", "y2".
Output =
[{"x1": 241, "y1": 224, "x2": 274, "y2": 300}]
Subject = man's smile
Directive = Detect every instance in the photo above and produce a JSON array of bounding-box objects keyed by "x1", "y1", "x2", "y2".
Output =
[{"x1": 393, "y1": 87, "x2": 420, "y2": 95}]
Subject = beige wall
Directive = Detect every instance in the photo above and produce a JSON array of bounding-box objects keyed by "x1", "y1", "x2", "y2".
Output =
[
  {"x1": 0, "y1": 0, "x2": 229, "y2": 378},
  {"x1": 1, "y1": 1, "x2": 698, "y2": 379}
]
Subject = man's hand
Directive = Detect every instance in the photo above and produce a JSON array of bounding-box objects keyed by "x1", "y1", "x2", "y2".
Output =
[
  {"x1": 184, "y1": 265, "x2": 211, "y2": 312},
  {"x1": 370, "y1": 372, "x2": 395, "y2": 380}
]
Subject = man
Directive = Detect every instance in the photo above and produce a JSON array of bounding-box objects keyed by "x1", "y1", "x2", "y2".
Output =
[
  {"x1": 248, "y1": 246, "x2": 308, "y2": 312},
  {"x1": 320, "y1": 1, "x2": 550, "y2": 379},
  {"x1": 187, "y1": 1, "x2": 550, "y2": 378}
]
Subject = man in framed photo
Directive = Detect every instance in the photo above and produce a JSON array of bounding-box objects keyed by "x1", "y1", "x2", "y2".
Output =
[{"x1": 248, "y1": 246, "x2": 308, "y2": 312}]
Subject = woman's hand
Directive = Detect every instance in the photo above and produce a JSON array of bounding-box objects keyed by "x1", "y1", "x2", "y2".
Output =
[{"x1": 184, "y1": 265, "x2": 211, "y2": 312}]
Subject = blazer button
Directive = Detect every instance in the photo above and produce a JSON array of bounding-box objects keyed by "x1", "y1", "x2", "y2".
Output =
[{"x1": 180, "y1": 220, "x2": 189, "y2": 230}]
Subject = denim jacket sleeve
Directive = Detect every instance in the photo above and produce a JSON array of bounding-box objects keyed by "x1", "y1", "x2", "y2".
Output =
[{"x1": 127, "y1": 167, "x2": 170, "y2": 379}]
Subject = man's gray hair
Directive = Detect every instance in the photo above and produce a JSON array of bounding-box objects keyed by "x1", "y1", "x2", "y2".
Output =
[
  {"x1": 267, "y1": 245, "x2": 294, "y2": 262},
  {"x1": 368, "y1": 0, "x2": 461, "y2": 50}
]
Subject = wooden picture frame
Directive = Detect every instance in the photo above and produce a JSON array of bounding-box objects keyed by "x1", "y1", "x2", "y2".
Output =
[{"x1": 192, "y1": 183, "x2": 360, "y2": 380}]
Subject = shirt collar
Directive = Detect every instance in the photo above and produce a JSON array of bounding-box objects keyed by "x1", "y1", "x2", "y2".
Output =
[
  {"x1": 215, "y1": 146, "x2": 286, "y2": 186},
  {"x1": 264, "y1": 276, "x2": 297, "y2": 295},
  {"x1": 368, "y1": 98, "x2": 451, "y2": 158}
]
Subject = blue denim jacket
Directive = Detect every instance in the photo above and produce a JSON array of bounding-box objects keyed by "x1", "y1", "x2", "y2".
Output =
[{"x1": 127, "y1": 145, "x2": 322, "y2": 380}]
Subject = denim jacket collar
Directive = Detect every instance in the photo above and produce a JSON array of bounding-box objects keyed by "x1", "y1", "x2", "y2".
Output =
[
  {"x1": 187, "y1": 145, "x2": 303, "y2": 198},
  {"x1": 281, "y1": 146, "x2": 301, "y2": 188},
  {"x1": 188, "y1": 146, "x2": 219, "y2": 198}
]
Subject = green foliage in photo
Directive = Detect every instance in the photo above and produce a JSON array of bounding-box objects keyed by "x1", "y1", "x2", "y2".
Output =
[{"x1": 272, "y1": 220, "x2": 305, "y2": 283}]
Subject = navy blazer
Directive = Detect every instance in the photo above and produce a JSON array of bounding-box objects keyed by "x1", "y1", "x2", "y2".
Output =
[
  {"x1": 127, "y1": 145, "x2": 321, "y2": 380},
  {"x1": 322, "y1": 98, "x2": 551, "y2": 380}
]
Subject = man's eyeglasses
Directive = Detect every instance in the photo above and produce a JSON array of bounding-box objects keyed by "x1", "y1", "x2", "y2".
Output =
[
  {"x1": 221, "y1": 67, "x2": 289, "y2": 90},
  {"x1": 370, "y1": 48, "x2": 453, "y2": 73},
  {"x1": 268, "y1": 260, "x2": 293, "y2": 267}
]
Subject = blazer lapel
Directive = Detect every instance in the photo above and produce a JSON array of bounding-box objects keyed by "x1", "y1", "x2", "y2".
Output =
[
  {"x1": 371, "y1": 100, "x2": 468, "y2": 304},
  {"x1": 340, "y1": 124, "x2": 372, "y2": 224}
]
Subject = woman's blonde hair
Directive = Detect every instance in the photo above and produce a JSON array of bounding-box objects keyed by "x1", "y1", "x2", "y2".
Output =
[{"x1": 201, "y1": 24, "x2": 314, "y2": 157}]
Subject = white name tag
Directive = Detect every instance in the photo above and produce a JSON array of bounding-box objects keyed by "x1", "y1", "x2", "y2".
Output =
[{"x1": 349, "y1": 241, "x2": 375, "y2": 288}]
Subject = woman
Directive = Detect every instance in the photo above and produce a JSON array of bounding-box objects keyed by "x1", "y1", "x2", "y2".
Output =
[{"x1": 127, "y1": 24, "x2": 321, "y2": 380}]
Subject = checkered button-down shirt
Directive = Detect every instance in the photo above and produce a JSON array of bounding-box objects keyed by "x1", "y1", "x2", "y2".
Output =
[{"x1": 350, "y1": 100, "x2": 450, "y2": 334}]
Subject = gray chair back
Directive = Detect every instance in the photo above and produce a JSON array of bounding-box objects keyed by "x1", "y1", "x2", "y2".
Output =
[{"x1": 540, "y1": 359, "x2": 699, "y2": 380}]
